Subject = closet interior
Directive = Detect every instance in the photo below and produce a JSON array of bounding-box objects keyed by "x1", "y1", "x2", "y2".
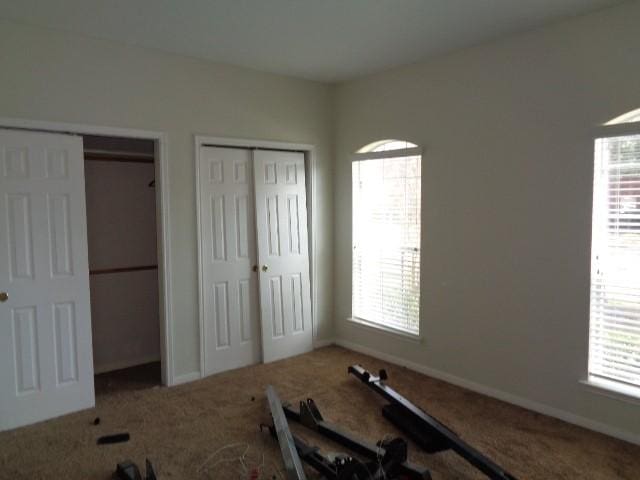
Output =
[{"x1": 83, "y1": 135, "x2": 161, "y2": 392}]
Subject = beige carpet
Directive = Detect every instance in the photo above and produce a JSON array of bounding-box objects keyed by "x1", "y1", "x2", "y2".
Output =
[{"x1": 1, "y1": 346, "x2": 639, "y2": 479}]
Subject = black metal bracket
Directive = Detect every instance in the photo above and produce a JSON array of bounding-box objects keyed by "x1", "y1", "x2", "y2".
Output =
[
  {"x1": 348, "y1": 364, "x2": 518, "y2": 480},
  {"x1": 283, "y1": 398, "x2": 431, "y2": 480},
  {"x1": 115, "y1": 459, "x2": 157, "y2": 480}
]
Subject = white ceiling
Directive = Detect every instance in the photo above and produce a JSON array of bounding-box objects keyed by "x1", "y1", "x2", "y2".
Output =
[{"x1": 0, "y1": 0, "x2": 623, "y2": 82}]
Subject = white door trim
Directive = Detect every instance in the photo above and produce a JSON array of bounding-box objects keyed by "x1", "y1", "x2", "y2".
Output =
[
  {"x1": 194, "y1": 135, "x2": 319, "y2": 377},
  {"x1": 0, "y1": 116, "x2": 175, "y2": 386}
]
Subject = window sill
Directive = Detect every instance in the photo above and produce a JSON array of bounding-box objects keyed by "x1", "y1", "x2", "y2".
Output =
[
  {"x1": 580, "y1": 376, "x2": 640, "y2": 406},
  {"x1": 346, "y1": 317, "x2": 423, "y2": 343}
]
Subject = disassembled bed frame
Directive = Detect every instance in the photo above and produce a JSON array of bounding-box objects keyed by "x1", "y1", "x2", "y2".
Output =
[
  {"x1": 284, "y1": 397, "x2": 431, "y2": 480},
  {"x1": 266, "y1": 385, "x2": 431, "y2": 480},
  {"x1": 348, "y1": 364, "x2": 518, "y2": 480}
]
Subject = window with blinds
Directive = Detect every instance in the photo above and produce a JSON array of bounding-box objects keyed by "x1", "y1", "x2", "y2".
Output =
[
  {"x1": 589, "y1": 133, "x2": 640, "y2": 391},
  {"x1": 352, "y1": 142, "x2": 421, "y2": 335}
]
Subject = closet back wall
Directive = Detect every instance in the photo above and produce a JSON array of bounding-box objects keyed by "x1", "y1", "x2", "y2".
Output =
[{"x1": 85, "y1": 160, "x2": 160, "y2": 373}]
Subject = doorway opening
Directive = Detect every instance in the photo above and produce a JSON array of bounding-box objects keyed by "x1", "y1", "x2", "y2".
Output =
[{"x1": 83, "y1": 135, "x2": 162, "y2": 394}]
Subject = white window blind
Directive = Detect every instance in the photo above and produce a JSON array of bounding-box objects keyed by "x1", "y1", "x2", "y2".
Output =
[
  {"x1": 589, "y1": 134, "x2": 640, "y2": 389},
  {"x1": 352, "y1": 150, "x2": 421, "y2": 335}
]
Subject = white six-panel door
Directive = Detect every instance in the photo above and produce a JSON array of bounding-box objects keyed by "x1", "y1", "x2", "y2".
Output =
[
  {"x1": 253, "y1": 150, "x2": 313, "y2": 362},
  {"x1": 0, "y1": 129, "x2": 95, "y2": 431},
  {"x1": 199, "y1": 146, "x2": 261, "y2": 375}
]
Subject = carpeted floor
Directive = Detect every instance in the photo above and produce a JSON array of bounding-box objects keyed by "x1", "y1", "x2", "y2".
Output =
[{"x1": 1, "y1": 346, "x2": 639, "y2": 479}]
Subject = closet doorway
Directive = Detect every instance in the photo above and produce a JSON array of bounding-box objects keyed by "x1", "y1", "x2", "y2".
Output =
[
  {"x1": 83, "y1": 135, "x2": 162, "y2": 393},
  {"x1": 196, "y1": 137, "x2": 316, "y2": 377}
]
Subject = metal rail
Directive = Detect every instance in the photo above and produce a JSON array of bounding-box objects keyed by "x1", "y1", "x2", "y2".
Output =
[
  {"x1": 348, "y1": 365, "x2": 518, "y2": 480},
  {"x1": 283, "y1": 398, "x2": 431, "y2": 480},
  {"x1": 266, "y1": 385, "x2": 307, "y2": 480}
]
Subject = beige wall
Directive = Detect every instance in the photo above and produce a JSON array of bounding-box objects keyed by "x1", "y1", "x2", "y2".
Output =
[
  {"x1": 333, "y1": 2, "x2": 640, "y2": 440},
  {"x1": 0, "y1": 21, "x2": 334, "y2": 380}
]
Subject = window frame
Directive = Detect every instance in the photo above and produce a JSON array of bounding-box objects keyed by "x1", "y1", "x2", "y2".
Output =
[
  {"x1": 349, "y1": 143, "x2": 423, "y2": 339},
  {"x1": 584, "y1": 120, "x2": 640, "y2": 402}
]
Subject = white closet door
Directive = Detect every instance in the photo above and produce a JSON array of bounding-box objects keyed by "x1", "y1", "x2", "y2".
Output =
[
  {"x1": 253, "y1": 150, "x2": 313, "y2": 362},
  {"x1": 0, "y1": 129, "x2": 94, "y2": 431},
  {"x1": 199, "y1": 146, "x2": 261, "y2": 375}
]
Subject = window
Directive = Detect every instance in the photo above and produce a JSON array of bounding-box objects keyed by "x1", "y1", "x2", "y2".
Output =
[
  {"x1": 605, "y1": 108, "x2": 640, "y2": 125},
  {"x1": 589, "y1": 120, "x2": 640, "y2": 393},
  {"x1": 359, "y1": 139, "x2": 418, "y2": 153},
  {"x1": 352, "y1": 140, "x2": 421, "y2": 335}
]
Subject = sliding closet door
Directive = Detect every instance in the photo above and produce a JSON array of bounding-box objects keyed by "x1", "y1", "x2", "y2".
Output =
[
  {"x1": 198, "y1": 146, "x2": 261, "y2": 375},
  {"x1": 253, "y1": 150, "x2": 313, "y2": 362},
  {"x1": 0, "y1": 129, "x2": 94, "y2": 431}
]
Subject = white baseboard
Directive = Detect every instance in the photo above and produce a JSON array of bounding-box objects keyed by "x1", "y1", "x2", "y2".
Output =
[
  {"x1": 94, "y1": 354, "x2": 161, "y2": 375},
  {"x1": 313, "y1": 338, "x2": 335, "y2": 348},
  {"x1": 335, "y1": 338, "x2": 640, "y2": 446},
  {"x1": 172, "y1": 370, "x2": 201, "y2": 386}
]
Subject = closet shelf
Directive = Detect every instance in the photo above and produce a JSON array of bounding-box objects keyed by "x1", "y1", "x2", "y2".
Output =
[{"x1": 84, "y1": 150, "x2": 154, "y2": 163}]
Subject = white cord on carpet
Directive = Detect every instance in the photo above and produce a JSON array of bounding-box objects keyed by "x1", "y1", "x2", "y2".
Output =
[{"x1": 198, "y1": 442, "x2": 284, "y2": 480}]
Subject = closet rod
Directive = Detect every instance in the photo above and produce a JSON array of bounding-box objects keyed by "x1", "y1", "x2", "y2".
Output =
[
  {"x1": 90, "y1": 265, "x2": 158, "y2": 275},
  {"x1": 201, "y1": 144, "x2": 306, "y2": 154}
]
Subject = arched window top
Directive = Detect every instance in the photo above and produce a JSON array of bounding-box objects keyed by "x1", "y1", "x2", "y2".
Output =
[
  {"x1": 357, "y1": 139, "x2": 418, "y2": 153},
  {"x1": 605, "y1": 108, "x2": 640, "y2": 125}
]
